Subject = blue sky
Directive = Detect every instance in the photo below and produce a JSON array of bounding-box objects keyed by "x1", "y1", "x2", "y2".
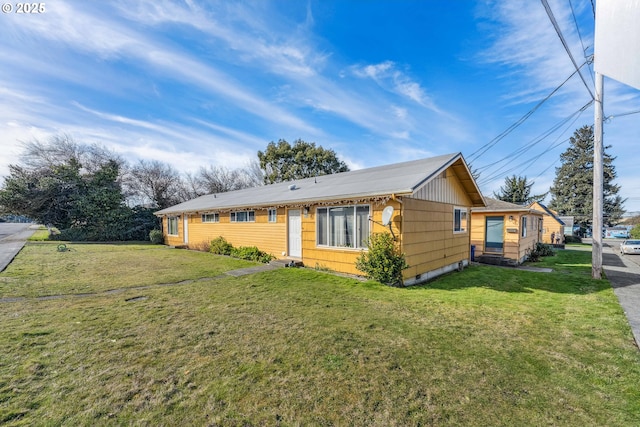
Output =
[{"x1": 1, "y1": 1, "x2": 639, "y2": 215}]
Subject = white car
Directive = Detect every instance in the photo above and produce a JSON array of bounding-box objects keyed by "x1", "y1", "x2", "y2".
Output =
[{"x1": 620, "y1": 240, "x2": 640, "y2": 255}]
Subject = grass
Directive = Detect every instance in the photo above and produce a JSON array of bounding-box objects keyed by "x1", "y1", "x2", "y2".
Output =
[
  {"x1": 0, "y1": 242, "x2": 257, "y2": 298},
  {"x1": 1, "y1": 244, "x2": 639, "y2": 425},
  {"x1": 26, "y1": 226, "x2": 51, "y2": 242}
]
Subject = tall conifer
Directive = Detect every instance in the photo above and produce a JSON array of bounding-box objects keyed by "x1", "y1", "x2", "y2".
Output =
[{"x1": 549, "y1": 125, "x2": 624, "y2": 227}]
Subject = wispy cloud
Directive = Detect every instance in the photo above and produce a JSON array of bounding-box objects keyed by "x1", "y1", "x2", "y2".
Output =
[{"x1": 350, "y1": 61, "x2": 440, "y2": 111}]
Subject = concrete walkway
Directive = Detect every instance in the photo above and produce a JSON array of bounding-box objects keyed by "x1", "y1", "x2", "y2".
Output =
[
  {"x1": 0, "y1": 223, "x2": 38, "y2": 272},
  {"x1": 602, "y1": 241, "x2": 640, "y2": 349}
]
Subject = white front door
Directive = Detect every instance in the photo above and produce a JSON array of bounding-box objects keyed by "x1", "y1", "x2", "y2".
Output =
[
  {"x1": 183, "y1": 215, "x2": 189, "y2": 244},
  {"x1": 288, "y1": 209, "x2": 302, "y2": 258}
]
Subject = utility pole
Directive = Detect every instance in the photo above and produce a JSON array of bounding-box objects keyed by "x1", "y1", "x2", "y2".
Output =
[{"x1": 592, "y1": 72, "x2": 604, "y2": 279}]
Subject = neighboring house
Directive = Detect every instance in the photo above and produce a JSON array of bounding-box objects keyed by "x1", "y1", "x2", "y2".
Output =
[
  {"x1": 528, "y1": 201, "x2": 565, "y2": 244},
  {"x1": 558, "y1": 216, "x2": 575, "y2": 236},
  {"x1": 470, "y1": 198, "x2": 544, "y2": 265},
  {"x1": 155, "y1": 153, "x2": 485, "y2": 285}
]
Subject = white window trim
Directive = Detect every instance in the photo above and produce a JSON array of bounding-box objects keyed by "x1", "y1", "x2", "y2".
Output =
[
  {"x1": 167, "y1": 216, "x2": 179, "y2": 236},
  {"x1": 521, "y1": 216, "x2": 528, "y2": 237},
  {"x1": 230, "y1": 210, "x2": 255, "y2": 223},
  {"x1": 453, "y1": 206, "x2": 468, "y2": 234},
  {"x1": 316, "y1": 204, "x2": 370, "y2": 250},
  {"x1": 201, "y1": 213, "x2": 219, "y2": 223},
  {"x1": 268, "y1": 209, "x2": 277, "y2": 223}
]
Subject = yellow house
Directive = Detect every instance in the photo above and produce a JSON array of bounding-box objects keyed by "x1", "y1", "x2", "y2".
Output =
[
  {"x1": 155, "y1": 153, "x2": 485, "y2": 285},
  {"x1": 528, "y1": 201, "x2": 565, "y2": 244},
  {"x1": 470, "y1": 198, "x2": 544, "y2": 265}
]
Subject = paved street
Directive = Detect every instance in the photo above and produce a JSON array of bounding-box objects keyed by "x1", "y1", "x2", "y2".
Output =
[
  {"x1": 0, "y1": 223, "x2": 37, "y2": 272},
  {"x1": 601, "y1": 239, "x2": 640, "y2": 349}
]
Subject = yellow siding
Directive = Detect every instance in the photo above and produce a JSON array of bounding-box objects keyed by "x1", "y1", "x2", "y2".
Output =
[
  {"x1": 529, "y1": 202, "x2": 564, "y2": 244},
  {"x1": 471, "y1": 211, "x2": 543, "y2": 263},
  {"x1": 412, "y1": 168, "x2": 473, "y2": 205},
  {"x1": 401, "y1": 198, "x2": 470, "y2": 280},
  {"x1": 301, "y1": 200, "x2": 402, "y2": 275},
  {"x1": 159, "y1": 163, "x2": 477, "y2": 280},
  {"x1": 163, "y1": 209, "x2": 287, "y2": 257}
]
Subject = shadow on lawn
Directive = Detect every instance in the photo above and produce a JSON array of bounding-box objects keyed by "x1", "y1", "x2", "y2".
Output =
[{"x1": 408, "y1": 252, "x2": 612, "y2": 295}]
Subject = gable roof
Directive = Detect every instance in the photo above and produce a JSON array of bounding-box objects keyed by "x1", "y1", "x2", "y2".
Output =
[
  {"x1": 472, "y1": 197, "x2": 544, "y2": 215},
  {"x1": 528, "y1": 201, "x2": 565, "y2": 225},
  {"x1": 155, "y1": 153, "x2": 484, "y2": 216}
]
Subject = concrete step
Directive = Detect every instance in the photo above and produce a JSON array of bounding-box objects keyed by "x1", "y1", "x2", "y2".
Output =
[{"x1": 269, "y1": 259, "x2": 304, "y2": 268}]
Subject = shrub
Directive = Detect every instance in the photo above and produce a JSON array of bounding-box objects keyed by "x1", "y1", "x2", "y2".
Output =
[
  {"x1": 564, "y1": 235, "x2": 582, "y2": 244},
  {"x1": 208, "y1": 237, "x2": 273, "y2": 263},
  {"x1": 230, "y1": 246, "x2": 274, "y2": 263},
  {"x1": 527, "y1": 242, "x2": 555, "y2": 262},
  {"x1": 149, "y1": 229, "x2": 164, "y2": 244},
  {"x1": 355, "y1": 232, "x2": 408, "y2": 287},
  {"x1": 209, "y1": 236, "x2": 233, "y2": 255}
]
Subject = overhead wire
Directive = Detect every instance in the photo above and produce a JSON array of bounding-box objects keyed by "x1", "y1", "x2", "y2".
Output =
[
  {"x1": 467, "y1": 64, "x2": 585, "y2": 164},
  {"x1": 540, "y1": 0, "x2": 595, "y2": 100},
  {"x1": 476, "y1": 100, "x2": 592, "y2": 184},
  {"x1": 568, "y1": 0, "x2": 595, "y2": 88},
  {"x1": 477, "y1": 101, "x2": 592, "y2": 186}
]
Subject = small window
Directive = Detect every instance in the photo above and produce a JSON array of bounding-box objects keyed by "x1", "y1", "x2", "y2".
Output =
[
  {"x1": 202, "y1": 213, "x2": 219, "y2": 223},
  {"x1": 454, "y1": 207, "x2": 467, "y2": 233},
  {"x1": 230, "y1": 211, "x2": 255, "y2": 223},
  {"x1": 167, "y1": 216, "x2": 179, "y2": 235},
  {"x1": 268, "y1": 209, "x2": 277, "y2": 223},
  {"x1": 521, "y1": 216, "x2": 528, "y2": 237}
]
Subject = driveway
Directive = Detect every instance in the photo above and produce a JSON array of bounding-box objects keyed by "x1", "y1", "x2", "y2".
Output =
[
  {"x1": 0, "y1": 223, "x2": 37, "y2": 272},
  {"x1": 601, "y1": 239, "x2": 640, "y2": 349}
]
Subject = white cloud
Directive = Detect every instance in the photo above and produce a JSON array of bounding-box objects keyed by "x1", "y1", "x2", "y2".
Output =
[{"x1": 350, "y1": 61, "x2": 439, "y2": 110}]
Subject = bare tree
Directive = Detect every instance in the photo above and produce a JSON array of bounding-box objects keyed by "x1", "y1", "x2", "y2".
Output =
[
  {"x1": 21, "y1": 135, "x2": 125, "y2": 175},
  {"x1": 128, "y1": 160, "x2": 185, "y2": 209},
  {"x1": 196, "y1": 165, "x2": 258, "y2": 194}
]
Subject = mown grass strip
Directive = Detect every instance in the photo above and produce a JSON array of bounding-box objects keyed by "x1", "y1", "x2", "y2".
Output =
[
  {"x1": 0, "y1": 245, "x2": 639, "y2": 426},
  {"x1": 0, "y1": 242, "x2": 257, "y2": 298}
]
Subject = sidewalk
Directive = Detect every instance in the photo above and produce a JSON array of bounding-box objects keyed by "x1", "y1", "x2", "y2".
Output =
[
  {"x1": 0, "y1": 224, "x2": 38, "y2": 272},
  {"x1": 602, "y1": 241, "x2": 640, "y2": 349}
]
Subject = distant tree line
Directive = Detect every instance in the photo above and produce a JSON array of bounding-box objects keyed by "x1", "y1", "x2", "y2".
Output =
[{"x1": 0, "y1": 136, "x2": 349, "y2": 241}]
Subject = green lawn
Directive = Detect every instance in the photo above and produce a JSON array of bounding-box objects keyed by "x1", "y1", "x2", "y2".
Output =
[{"x1": 1, "y1": 243, "x2": 639, "y2": 425}]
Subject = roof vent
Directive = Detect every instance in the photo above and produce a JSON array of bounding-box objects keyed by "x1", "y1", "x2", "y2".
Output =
[{"x1": 288, "y1": 184, "x2": 297, "y2": 191}]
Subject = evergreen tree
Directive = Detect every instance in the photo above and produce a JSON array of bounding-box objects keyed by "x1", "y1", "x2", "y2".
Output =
[
  {"x1": 257, "y1": 139, "x2": 349, "y2": 184},
  {"x1": 549, "y1": 125, "x2": 625, "y2": 227},
  {"x1": 493, "y1": 175, "x2": 547, "y2": 205}
]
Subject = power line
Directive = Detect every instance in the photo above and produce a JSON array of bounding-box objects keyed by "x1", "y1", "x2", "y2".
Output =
[
  {"x1": 475, "y1": 106, "x2": 580, "y2": 174},
  {"x1": 467, "y1": 65, "x2": 584, "y2": 164},
  {"x1": 607, "y1": 109, "x2": 640, "y2": 120},
  {"x1": 541, "y1": 0, "x2": 595, "y2": 99},
  {"x1": 568, "y1": 0, "x2": 595, "y2": 88},
  {"x1": 476, "y1": 101, "x2": 592, "y2": 186}
]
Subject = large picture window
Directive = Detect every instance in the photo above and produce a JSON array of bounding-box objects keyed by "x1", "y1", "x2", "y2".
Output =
[
  {"x1": 230, "y1": 211, "x2": 255, "y2": 222},
  {"x1": 167, "y1": 216, "x2": 179, "y2": 235},
  {"x1": 454, "y1": 207, "x2": 468, "y2": 233},
  {"x1": 316, "y1": 205, "x2": 370, "y2": 249}
]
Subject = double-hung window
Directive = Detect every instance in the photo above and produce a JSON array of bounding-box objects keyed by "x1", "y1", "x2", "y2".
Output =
[
  {"x1": 167, "y1": 216, "x2": 179, "y2": 235},
  {"x1": 453, "y1": 207, "x2": 468, "y2": 233},
  {"x1": 230, "y1": 211, "x2": 255, "y2": 223},
  {"x1": 202, "y1": 213, "x2": 219, "y2": 223},
  {"x1": 316, "y1": 205, "x2": 370, "y2": 249},
  {"x1": 268, "y1": 209, "x2": 277, "y2": 223}
]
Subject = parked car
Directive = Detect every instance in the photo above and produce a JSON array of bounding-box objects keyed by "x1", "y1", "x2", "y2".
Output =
[{"x1": 620, "y1": 240, "x2": 640, "y2": 255}]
